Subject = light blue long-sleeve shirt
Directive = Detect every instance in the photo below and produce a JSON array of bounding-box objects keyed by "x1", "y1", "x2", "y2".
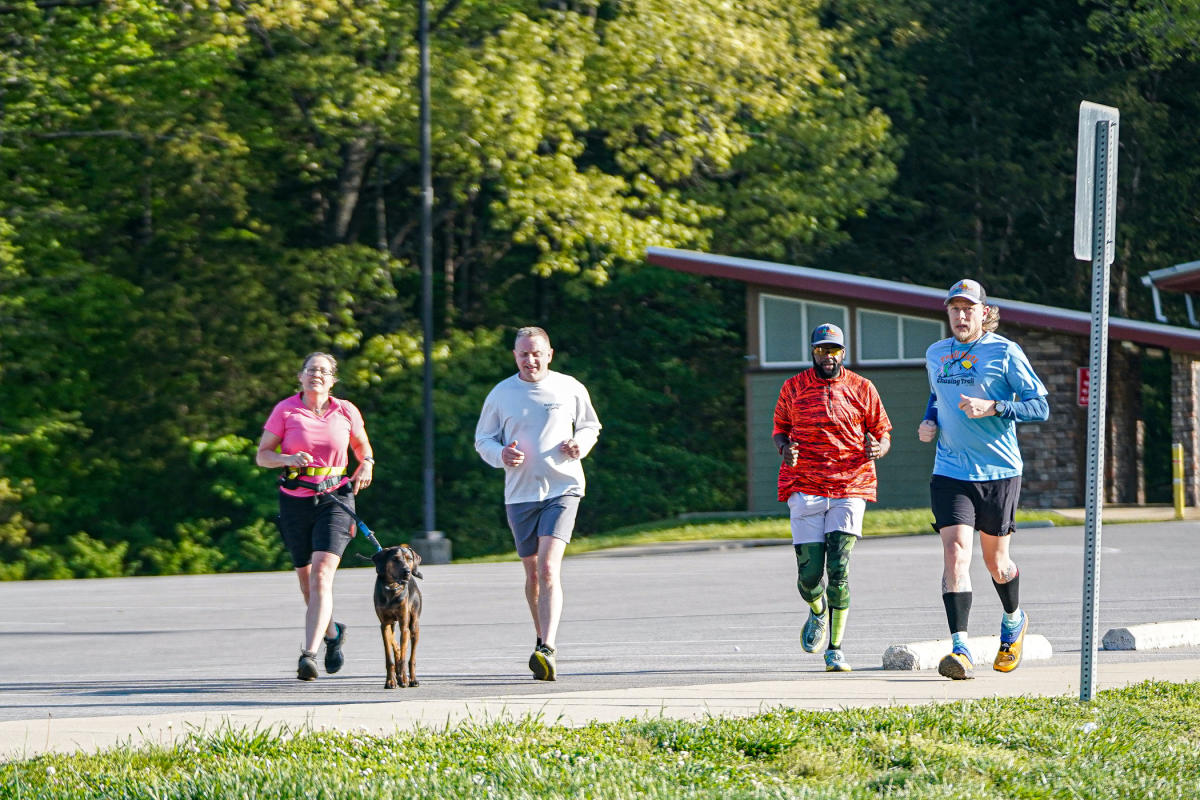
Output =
[{"x1": 925, "y1": 332, "x2": 1048, "y2": 481}]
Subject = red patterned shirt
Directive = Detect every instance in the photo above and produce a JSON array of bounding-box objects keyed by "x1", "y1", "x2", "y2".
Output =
[{"x1": 773, "y1": 368, "x2": 892, "y2": 501}]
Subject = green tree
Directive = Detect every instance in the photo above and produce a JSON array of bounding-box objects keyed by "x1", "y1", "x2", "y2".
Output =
[
  {"x1": 821, "y1": 0, "x2": 1098, "y2": 306},
  {"x1": 1083, "y1": 0, "x2": 1200, "y2": 319},
  {"x1": 0, "y1": 0, "x2": 906, "y2": 575}
]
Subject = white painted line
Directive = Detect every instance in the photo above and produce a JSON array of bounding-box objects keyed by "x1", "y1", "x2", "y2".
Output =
[
  {"x1": 882, "y1": 635, "x2": 1053, "y2": 671},
  {"x1": 1101, "y1": 619, "x2": 1200, "y2": 650}
]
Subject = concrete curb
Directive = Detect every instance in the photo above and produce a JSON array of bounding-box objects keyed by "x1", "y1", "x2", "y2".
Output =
[
  {"x1": 882, "y1": 634, "x2": 1053, "y2": 671},
  {"x1": 1101, "y1": 619, "x2": 1200, "y2": 650}
]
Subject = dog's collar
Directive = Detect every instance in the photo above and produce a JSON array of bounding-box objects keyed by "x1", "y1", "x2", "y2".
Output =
[{"x1": 383, "y1": 581, "x2": 406, "y2": 594}]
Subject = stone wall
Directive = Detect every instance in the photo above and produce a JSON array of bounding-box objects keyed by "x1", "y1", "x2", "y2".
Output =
[
  {"x1": 1170, "y1": 352, "x2": 1200, "y2": 507},
  {"x1": 1016, "y1": 329, "x2": 1158, "y2": 509},
  {"x1": 1106, "y1": 343, "x2": 1145, "y2": 504},
  {"x1": 1014, "y1": 328, "x2": 1087, "y2": 507}
]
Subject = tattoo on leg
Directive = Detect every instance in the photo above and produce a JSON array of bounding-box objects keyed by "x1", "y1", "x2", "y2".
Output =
[
  {"x1": 942, "y1": 575, "x2": 971, "y2": 593},
  {"x1": 997, "y1": 564, "x2": 1018, "y2": 583}
]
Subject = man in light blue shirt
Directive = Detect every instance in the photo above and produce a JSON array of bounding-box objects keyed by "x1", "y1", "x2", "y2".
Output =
[{"x1": 918, "y1": 279, "x2": 1048, "y2": 680}]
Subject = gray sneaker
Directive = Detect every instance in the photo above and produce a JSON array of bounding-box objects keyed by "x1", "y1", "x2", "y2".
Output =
[
  {"x1": 801, "y1": 605, "x2": 829, "y2": 653},
  {"x1": 297, "y1": 650, "x2": 319, "y2": 681},
  {"x1": 824, "y1": 649, "x2": 852, "y2": 672},
  {"x1": 323, "y1": 622, "x2": 347, "y2": 674}
]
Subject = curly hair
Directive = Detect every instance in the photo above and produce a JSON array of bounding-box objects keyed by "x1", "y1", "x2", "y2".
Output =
[{"x1": 983, "y1": 305, "x2": 1000, "y2": 333}]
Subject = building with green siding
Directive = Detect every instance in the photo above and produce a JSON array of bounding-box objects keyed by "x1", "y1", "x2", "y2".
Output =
[{"x1": 647, "y1": 246, "x2": 1200, "y2": 512}]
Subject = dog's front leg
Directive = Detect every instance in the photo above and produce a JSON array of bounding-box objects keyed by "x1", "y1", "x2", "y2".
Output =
[
  {"x1": 398, "y1": 608, "x2": 412, "y2": 688},
  {"x1": 381, "y1": 621, "x2": 399, "y2": 689},
  {"x1": 406, "y1": 613, "x2": 420, "y2": 688},
  {"x1": 398, "y1": 608, "x2": 419, "y2": 688}
]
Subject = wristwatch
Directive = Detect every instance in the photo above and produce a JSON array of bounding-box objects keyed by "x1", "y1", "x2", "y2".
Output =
[{"x1": 994, "y1": 400, "x2": 1008, "y2": 417}]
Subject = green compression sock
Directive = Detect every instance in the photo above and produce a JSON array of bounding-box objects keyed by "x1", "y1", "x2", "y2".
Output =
[{"x1": 828, "y1": 606, "x2": 848, "y2": 649}]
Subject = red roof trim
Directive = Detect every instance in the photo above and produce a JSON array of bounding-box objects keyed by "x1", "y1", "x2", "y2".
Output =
[
  {"x1": 646, "y1": 247, "x2": 1200, "y2": 354},
  {"x1": 1146, "y1": 260, "x2": 1200, "y2": 293}
]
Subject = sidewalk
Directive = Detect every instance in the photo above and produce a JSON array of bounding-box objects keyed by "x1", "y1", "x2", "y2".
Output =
[
  {"x1": 1050, "y1": 504, "x2": 1200, "y2": 524},
  {"x1": 4, "y1": 657, "x2": 1197, "y2": 760},
  {"x1": 577, "y1": 504, "x2": 1198, "y2": 559}
]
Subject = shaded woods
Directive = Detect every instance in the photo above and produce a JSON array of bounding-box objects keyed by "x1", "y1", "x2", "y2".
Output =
[{"x1": 3, "y1": 0, "x2": 1198, "y2": 576}]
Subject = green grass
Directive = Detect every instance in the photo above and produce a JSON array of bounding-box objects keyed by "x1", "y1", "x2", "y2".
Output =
[
  {"x1": 460, "y1": 508, "x2": 1076, "y2": 563},
  {"x1": 5, "y1": 681, "x2": 1198, "y2": 798}
]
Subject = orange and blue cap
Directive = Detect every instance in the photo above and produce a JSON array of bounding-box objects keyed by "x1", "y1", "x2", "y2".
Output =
[{"x1": 945, "y1": 279, "x2": 987, "y2": 306}]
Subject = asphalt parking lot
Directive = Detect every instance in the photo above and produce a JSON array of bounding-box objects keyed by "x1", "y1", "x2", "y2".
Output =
[{"x1": 1, "y1": 520, "x2": 1196, "y2": 757}]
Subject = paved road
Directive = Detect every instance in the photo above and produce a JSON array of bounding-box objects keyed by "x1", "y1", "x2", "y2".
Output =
[{"x1": 0, "y1": 521, "x2": 1196, "y2": 756}]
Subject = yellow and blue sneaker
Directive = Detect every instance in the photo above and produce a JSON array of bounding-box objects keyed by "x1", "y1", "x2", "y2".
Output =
[
  {"x1": 937, "y1": 646, "x2": 974, "y2": 680},
  {"x1": 994, "y1": 611, "x2": 1028, "y2": 673}
]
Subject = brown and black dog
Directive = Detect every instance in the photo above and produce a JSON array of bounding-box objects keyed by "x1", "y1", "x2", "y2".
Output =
[{"x1": 367, "y1": 545, "x2": 423, "y2": 689}]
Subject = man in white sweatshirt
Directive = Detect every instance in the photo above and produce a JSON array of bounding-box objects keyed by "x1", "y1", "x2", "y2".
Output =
[{"x1": 474, "y1": 326, "x2": 602, "y2": 681}]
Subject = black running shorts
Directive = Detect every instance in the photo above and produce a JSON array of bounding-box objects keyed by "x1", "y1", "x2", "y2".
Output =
[
  {"x1": 276, "y1": 482, "x2": 356, "y2": 567},
  {"x1": 930, "y1": 474, "x2": 1021, "y2": 537}
]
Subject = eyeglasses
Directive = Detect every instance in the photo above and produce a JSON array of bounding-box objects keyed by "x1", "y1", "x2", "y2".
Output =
[
  {"x1": 304, "y1": 367, "x2": 335, "y2": 377},
  {"x1": 812, "y1": 345, "x2": 845, "y2": 357}
]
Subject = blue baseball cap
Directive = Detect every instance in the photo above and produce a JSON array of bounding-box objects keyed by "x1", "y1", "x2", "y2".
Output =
[{"x1": 810, "y1": 323, "x2": 845, "y2": 348}]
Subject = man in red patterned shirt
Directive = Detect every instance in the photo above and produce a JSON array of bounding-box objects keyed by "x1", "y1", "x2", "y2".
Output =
[{"x1": 772, "y1": 323, "x2": 892, "y2": 672}]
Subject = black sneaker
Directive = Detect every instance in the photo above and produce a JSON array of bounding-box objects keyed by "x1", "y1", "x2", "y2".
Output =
[
  {"x1": 324, "y1": 622, "x2": 347, "y2": 674},
  {"x1": 529, "y1": 644, "x2": 557, "y2": 681},
  {"x1": 297, "y1": 650, "x2": 319, "y2": 681}
]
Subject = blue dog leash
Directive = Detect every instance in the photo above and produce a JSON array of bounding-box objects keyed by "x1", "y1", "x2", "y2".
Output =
[
  {"x1": 278, "y1": 467, "x2": 385, "y2": 553},
  {"x1": 320, "y1": 489, "x2": 384, "y2": 553},
  {"x1": 279, "y1": 471, "x2": 385, "y2": 553}
]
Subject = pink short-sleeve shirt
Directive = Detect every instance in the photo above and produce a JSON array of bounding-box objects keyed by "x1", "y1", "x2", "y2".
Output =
[{"x1": 264, "y1": 394, "x2": 366, "y2": 497}]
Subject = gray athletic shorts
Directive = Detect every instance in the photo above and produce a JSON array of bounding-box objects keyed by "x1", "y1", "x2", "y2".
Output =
[
  {"x1": 505, "y1": 494, "x2": 581, "y2": 558},
  {"x1": 786, "y1": 492, "x2": 866, "y2": 544}
]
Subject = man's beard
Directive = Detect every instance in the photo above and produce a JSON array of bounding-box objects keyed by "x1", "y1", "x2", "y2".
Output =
[
  {"x1": 953, "y1": 324, "x2": 983, "y2": 343},
  {"x1": 815, "y1": 361, "x2": 842, "y2": 379}
]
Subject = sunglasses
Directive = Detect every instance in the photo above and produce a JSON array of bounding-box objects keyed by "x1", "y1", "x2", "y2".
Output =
[{"x1": 812, "y1": 345, "x2": 845, "y2": 357}]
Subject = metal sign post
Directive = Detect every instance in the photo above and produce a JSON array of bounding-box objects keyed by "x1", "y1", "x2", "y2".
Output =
[
  {"x1": 413, "y1": 0, "x2": 450, "y2": 564},
  {"x1": 1073, "y1": 101, "x2": 1119, "y2": 702}
]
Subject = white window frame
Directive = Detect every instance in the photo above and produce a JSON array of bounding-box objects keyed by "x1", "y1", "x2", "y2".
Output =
[
  {"x1": 758, "y1": 293, "x2": 849, "y2": 368},
  {"x1": 855, "y1": 309, "x2": 945, "y2": 366}
]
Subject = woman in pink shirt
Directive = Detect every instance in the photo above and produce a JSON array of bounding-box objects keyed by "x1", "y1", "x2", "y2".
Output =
[{"x1": 256, "y1": 352, "x2": 375, "y2": 681}]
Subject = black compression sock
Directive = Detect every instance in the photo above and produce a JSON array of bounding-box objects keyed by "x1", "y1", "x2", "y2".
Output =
[{"x1": 942, "y1": 591, "x2": 972, "y2": 634}]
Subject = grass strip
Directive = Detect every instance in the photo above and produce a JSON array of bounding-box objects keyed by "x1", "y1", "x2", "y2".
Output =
[
  {"x1": 461, "y1": 508, "x2": 1075, "y2": 562},
  {"x1": 5, "y1": 680, "x2": 1198, "y2": 798}
]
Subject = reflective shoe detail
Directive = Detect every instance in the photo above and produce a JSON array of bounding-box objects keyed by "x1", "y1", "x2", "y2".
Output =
[
  {"x1": 297, "y1": 650, "x2": 319, "y2": 681},
  {"x1": 529, "y1": 645, "x2": 557, "y2": 681},
  {"x1": 801, "y1": 605, "x2": 829, "y2": 653},
  {"x1": 324, "y1": 621, "x2": 347, "y2": 674},
  {"x1": 994, "y1": 611, "x2": 1028, "y2": 673},
  {"x1": 937, "y1": 649, "x2": 974, "y2": 681},
  {"x1": 824, "y1": 649, "x2": 852, "y2": 672}
]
